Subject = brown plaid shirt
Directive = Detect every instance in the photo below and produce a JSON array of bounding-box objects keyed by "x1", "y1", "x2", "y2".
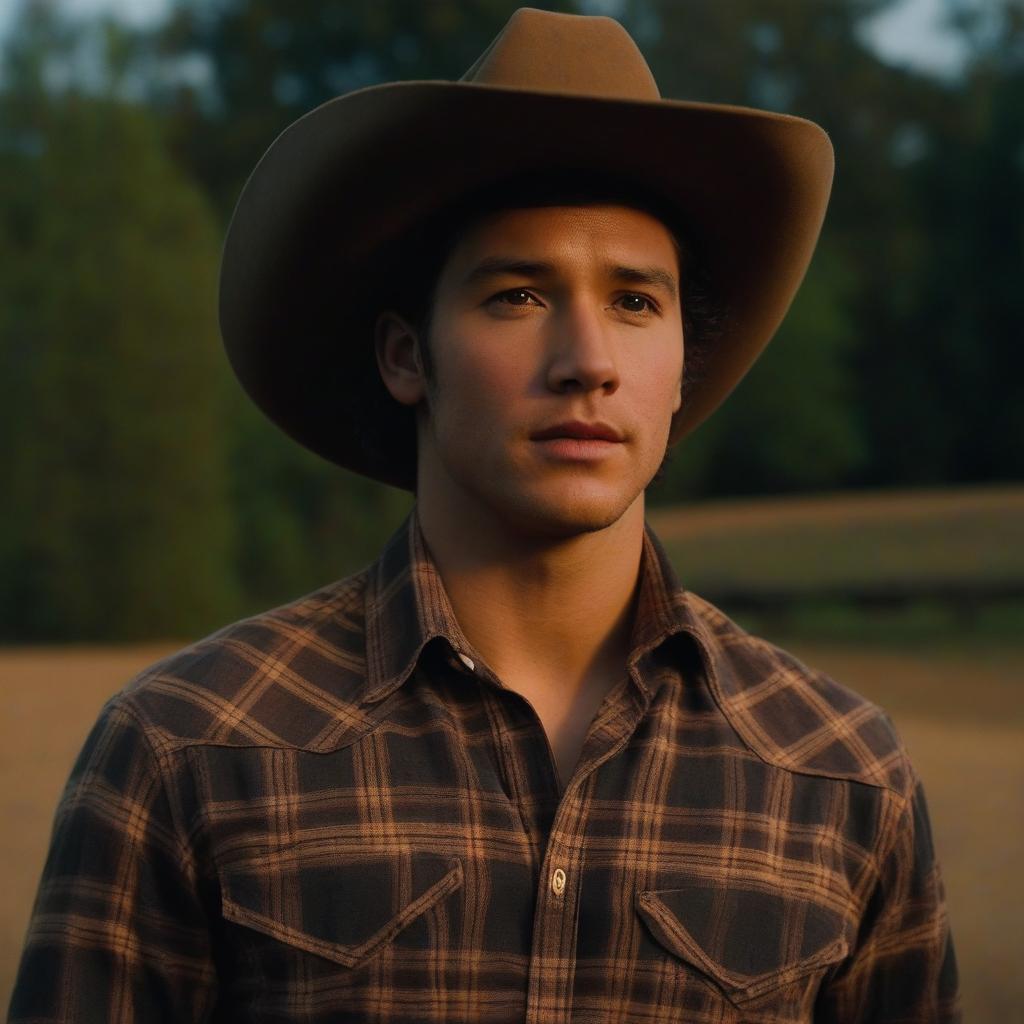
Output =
[{"x1": 10, "y1": 509, "x2": 959, "y2": 1022}]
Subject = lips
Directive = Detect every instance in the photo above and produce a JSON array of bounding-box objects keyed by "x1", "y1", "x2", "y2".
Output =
[{"x1": 531, "y1": 420, "x2": 624, "y2": 442}]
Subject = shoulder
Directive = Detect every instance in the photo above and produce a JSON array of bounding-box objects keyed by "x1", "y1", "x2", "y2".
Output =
[
  {"x1": 682, "y1": 592, "x2": 914, "y2": 798},
  {"x1": 110, "y1": 569, "x2": 375, "y2": 754}
]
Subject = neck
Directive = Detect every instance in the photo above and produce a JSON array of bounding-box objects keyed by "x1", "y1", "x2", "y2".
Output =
[{"x1": 415, "y1": 488, "x2": 646, "y2": 698}]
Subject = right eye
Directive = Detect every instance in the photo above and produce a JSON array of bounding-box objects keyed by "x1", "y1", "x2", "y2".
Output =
[{"x1": 489, "y1": 288, "x2": 542, "y2": 307}]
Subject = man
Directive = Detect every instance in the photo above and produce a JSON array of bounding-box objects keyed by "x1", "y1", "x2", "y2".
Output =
[{"x1": 10, "y1": 8, "x2": 959, "y2": 1023}]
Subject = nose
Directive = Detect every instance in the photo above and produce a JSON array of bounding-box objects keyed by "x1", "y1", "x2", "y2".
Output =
[{"x1": 544, "y1": 297, "x2": 620, "y2": 396}]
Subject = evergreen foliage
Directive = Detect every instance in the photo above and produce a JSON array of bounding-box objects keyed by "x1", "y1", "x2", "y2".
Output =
[{"x1": 0, "y1": 7, "x2": 238, "y2": 639}]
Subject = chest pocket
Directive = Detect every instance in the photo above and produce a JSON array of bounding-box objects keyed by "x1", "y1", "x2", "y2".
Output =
[
  {"x1": 219, "y1": 847, "x2": 463, "y2": 972},
  {"x1": 636, "y1": 879, "x2": 849, "y2": 1008}
]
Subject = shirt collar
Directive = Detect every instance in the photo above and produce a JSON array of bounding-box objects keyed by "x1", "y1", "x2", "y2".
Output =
[{"x1": 361, "y1": 505, "x2": 718, "y2": 705}]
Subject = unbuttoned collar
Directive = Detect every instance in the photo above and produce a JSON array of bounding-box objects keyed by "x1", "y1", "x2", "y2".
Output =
[{"x1": 361, "y1": 505, "x2": 718, "y2": 706}]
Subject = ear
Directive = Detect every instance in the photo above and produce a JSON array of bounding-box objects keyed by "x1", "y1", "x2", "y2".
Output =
[{"x1": 374, "y1": 310, "x2": 428, "y2": 406}]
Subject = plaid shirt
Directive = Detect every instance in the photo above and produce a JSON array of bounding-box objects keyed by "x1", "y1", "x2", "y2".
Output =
[{"x1": 10, "y1": 509, "x2": 959, "y2": 1023}]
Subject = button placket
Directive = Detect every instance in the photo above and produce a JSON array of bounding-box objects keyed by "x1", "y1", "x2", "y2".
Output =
[
  {"x1": 525, "y1": 685, "x2": 640, "y2": 1021},
  {"x1": 527, "y1": 841, "x2": 581, "y2": 1022}
]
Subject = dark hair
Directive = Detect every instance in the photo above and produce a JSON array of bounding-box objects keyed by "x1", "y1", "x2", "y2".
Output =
[{"x1": 386, "y1": 169, "x2": 722, "y2": 406}]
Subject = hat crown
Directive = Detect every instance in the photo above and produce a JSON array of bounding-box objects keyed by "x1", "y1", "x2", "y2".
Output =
[{"x1": 460, "y1": 7, "x2": 661, "y2": 101}]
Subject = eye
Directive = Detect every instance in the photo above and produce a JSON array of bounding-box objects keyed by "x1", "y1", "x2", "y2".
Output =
[
  {"x1": 489, "y1": 288, "x2": 541, "y2": 307},
  {"x1": 616, "y1": 293, "x2": 659, "y2": 315}
]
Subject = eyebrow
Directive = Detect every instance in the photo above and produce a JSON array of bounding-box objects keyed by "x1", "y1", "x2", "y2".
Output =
[{"x1": 461, "y1": 257, "x2": 679, "y2": 300}]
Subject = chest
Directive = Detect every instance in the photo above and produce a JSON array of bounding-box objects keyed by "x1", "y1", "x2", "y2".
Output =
[
  {"x1": 511, "y1": 674, "x2": 617, "y2": 792},
  {"x1": 184, "y1": 678, "x2": 882, "y2": 1023}
]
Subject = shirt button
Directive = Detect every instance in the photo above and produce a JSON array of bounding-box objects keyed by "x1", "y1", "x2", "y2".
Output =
[
  {"x1": 551, "y1": 867, "x2": 566, "y2": 896},
  {"x1": 457, "y1": 652, "x2": 475, "y2": 672}
]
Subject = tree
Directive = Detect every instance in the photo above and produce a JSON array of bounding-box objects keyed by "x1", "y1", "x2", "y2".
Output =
[
  {"x1": 865, "y1": 0, "x2": 1024, "y2": 482},
  {"x1": 154, "y1": 0, "x2": 578, "y2": 218},
  {"x1": 0, "y1": 4, "x2": 239, "y2": 640}
]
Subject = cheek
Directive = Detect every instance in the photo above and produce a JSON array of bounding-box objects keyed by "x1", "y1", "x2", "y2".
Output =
[
  {"x1": 632, "y1": 340, "x2": 684, "y2": 419},
  {"x1": 436, "y1": 334, "x2": 532, "y2": 423}
]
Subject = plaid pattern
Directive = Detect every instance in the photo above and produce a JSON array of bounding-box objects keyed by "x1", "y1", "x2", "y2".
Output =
[{"x1": 9, "y1": 509, "x2": 959, "y2": 1022}]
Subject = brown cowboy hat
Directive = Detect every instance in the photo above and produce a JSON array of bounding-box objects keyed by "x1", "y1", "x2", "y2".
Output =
[{"x1": 219, "y1": 6, "x2": 834, "y2": 491}]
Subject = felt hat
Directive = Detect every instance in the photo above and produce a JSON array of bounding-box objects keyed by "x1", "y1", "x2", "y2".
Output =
[{"x1": 219, "y1": 6, "x2": 834, "y2": 491}]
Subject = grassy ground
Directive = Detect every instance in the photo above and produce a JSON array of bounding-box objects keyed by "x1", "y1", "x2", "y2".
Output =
[{"x1": 647, "y1": 483, "x2": 1024, "y2": 594}]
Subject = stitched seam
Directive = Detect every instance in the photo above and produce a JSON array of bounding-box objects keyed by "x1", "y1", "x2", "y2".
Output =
[
  {"x1": 638, "y1": 890, "x2": 849, "y2": 1005},
  {"x1": 220, "y1": 858, "x2": 463, "y2": 969}
]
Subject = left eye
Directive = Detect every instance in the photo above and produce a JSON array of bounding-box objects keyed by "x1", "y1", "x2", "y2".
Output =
[{"x1": 618, "y1": 294, "x2": 656, "y2": 313}]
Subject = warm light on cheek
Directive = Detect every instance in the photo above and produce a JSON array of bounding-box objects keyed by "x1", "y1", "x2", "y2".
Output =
[
  {"x1": 644, "y1": 334, "x2": 685, "y2": 400},
  {"x1": 430, "y1": 330, "x2": 534, "y2": 422}
]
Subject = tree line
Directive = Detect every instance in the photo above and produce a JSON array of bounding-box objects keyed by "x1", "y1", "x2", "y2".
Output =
[{"x1": 1, "y1": 0, "x2": 1021, "y2": 641}]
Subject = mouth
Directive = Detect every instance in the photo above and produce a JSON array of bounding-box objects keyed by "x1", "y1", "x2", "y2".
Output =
[
  {"x1": 530, "y1": 421, "x2": 624, "y2": 462},
  {"x1": 530, "y1": 420, "x2": 624, "y2": 443}
]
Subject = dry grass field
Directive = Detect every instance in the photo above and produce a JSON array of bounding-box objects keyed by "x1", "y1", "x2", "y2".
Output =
[
  {"x1": 1, "y1": 641, "x2": 1021, "y2": 1019},
  {"x1": 648, "y1": 483, "x2": 1024, "y2": 595}
]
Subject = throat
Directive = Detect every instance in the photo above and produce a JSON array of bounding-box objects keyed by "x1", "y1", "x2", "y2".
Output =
[{"x1": 512, "y1": 668, "x2": 623, "y2": 793}]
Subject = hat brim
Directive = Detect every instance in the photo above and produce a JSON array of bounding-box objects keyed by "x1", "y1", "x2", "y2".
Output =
[{"x1": 219, "y1": 80, "x2": 834, "y2": 491}]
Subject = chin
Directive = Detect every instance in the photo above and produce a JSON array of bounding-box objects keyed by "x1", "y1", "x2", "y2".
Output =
[{"x1": 495, "y1": 478, "x2": 645, "y2": 540}]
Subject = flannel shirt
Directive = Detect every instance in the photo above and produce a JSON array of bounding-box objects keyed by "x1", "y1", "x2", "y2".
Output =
[{"x1": 9, "y1": 508, "x2": 959, "y2": 1023}]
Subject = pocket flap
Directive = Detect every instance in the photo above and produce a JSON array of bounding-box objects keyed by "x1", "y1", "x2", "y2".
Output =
[
  {"x1": 220, "y1": 849, "x2": 463, "y2": 970},
  {"x1": 637, "y1": 880, "x2": 848, "y2": 1005}
]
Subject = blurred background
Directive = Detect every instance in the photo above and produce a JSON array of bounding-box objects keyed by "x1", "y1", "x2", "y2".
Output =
[{"x1": 0, "y1": 0, "x2": 1021, "y2": 1017}]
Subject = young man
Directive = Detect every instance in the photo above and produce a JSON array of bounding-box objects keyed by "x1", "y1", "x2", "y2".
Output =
[{"x1": 10, "y1": 9, "x2": 959, "y2": 1023}]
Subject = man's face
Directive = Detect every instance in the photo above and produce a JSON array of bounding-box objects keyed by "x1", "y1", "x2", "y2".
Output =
[{"x1": 406, "y1": 203, "x2": 684, "y2": 538}]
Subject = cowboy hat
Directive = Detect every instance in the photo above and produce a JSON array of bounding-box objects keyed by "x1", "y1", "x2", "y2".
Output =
[{"x1": 219, "y1": 6, "x2": 834, "y2": 491}]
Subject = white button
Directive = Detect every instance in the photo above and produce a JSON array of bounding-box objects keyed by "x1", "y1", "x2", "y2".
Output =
[
  {"x1": 457, "y1": 652, "x2": 475, "y2": 672},
  {"x1": 551, "y1": 867, "x2": 566, "y2": 896}
]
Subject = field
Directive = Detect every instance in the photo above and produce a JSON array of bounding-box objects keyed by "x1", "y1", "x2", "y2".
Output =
[
  {"x1": 648, "y1": 483, "x2": 1024, "y2": 598},
  {"x1": 3, "y1": 486, "x2": 1023, "y2": 1018}
]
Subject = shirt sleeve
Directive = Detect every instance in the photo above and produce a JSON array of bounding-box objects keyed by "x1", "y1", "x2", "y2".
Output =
[
  {"x1": 815, "y1": 766, "x2": 961, "y2": 1022},
  {"x1": 7, "y1": 695, "x2": 217, "y2": 1022}
]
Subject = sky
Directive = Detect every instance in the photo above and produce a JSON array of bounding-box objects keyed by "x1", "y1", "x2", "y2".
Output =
[
  {"x1": 0, "y1": 0, "x2": 971, "y2": 78},
  {"x1": 862, "y1": 0, "x2": 969, "y2": 74}
]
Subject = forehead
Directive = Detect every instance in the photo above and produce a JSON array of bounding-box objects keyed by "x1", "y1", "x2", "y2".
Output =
[{"x1": 442, "y1": 203, "x2": 681, "y2": 272}]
